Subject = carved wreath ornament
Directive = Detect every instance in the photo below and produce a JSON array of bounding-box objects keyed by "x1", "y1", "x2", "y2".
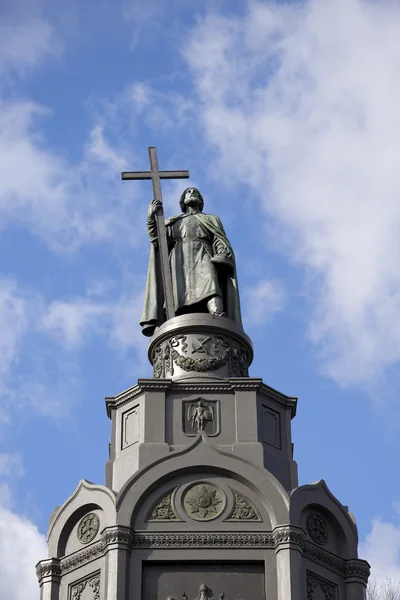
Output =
[
  {"x1": 306, "y1": 512, "x2": 329, "y2": 545},
  {"x1": 77, "y1": 513, "x2": 100, "y2": 544},
  {"x1": 152, "y1": 334, "x2": 249, "y2": 378},
  {"x1": 182, "y1": 483, "x2": 225, "y2": 521}
]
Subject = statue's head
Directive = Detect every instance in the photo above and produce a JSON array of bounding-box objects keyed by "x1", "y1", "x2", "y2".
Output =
[
  {"x1": 198, "y1": 584, "x2": 209, "y2": 596},
  {"x1": 180, "y1": 187, "x2": 204, "y2": 213}
]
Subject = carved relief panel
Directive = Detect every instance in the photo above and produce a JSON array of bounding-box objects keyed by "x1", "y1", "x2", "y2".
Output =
[
  {"x1": 145, "y1": 480, "x2": 261, "y2": 525},
  {"x1": 142, "y1": 563, "x2": 265, "y2": 600},
  {"x1": 183, "y1": 398, "x2": 220, "y2": 436},
  {"x1": 306, "y1": 571, "x2": 337, "y2": 600},
  {"x1": 152, "y1": 333, "x2": 250, "y2": 379},
  {"x1": 69, "y1": 572, "x2": 100, "y2": 600}
]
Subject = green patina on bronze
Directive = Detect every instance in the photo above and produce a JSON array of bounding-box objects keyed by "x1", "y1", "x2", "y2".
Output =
[{"x1": 140, "y1": 188, "x2": 242, "y2": 337}]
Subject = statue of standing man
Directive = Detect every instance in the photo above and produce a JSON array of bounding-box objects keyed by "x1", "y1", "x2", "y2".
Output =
[{"x1": 140, "y1": 188, "x2": 242, "y2": 336}]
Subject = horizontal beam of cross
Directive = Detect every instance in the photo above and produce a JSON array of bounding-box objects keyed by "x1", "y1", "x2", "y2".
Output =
[{"x1": 121, "y1": 170, "x2": 189, "y2": 180}]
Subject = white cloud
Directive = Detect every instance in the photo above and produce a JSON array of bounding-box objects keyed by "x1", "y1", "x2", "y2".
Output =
[
  {"x1": 184, "y1": 0, "x2": 400, "y2": 387},
  {"x1": 361, "y1": 517, "x2": 400, "y2": 584},
  {"x1": 86, "y1": 125, "x2": 128, "y2": 172},
  {"x1": 0, "y1": 483, "x2": 13, "y2": 509},
  {"x1": 0, "y1": 274, "x2": 148, "y2": 423},
  {"x1": 243, "y1": 279, "x2": 285, "y2": 327},
  {"x1": 0, "y1": 279, "x2": 28, "y2": 378},
  {"x1": 0, "y1": 17, "x2": 61, "y2": 79},
  {"x1": 0, "y1": 456, "x2": 45, "y2": 600},
  {"x1": 0, "y1": 453, "x2": 24, "y2": 478},
  {"x1": 0, "y1": 502, "x2": 46, "y2": 600},
  {"x1": 0, "y1": 98, "x2": 138, "y2": 252},
  {"x1": 41, "y1": 299, "x2": 109, "y2": 348},
  {"x1": 41, "y1": 290, "x2": 145, "y2": 354}
]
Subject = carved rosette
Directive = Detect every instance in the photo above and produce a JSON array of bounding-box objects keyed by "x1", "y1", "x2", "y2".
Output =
[
  {"x1": 77, "y1": 512, "x2": 100, "y2": 544},
  {"x1": 307, "y1": 512, "x2": 329, "y2": 545},
  {"x1": 148, "y1": 314, "x2": 253, "y2": 380},
  {"x1": 182, "y1": 483, "x2": 226, "y2": 521}
]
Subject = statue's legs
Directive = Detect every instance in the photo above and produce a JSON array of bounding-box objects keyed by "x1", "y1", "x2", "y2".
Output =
[{"x1": 207, "y1": 295, "x2": 226, "y2": 317}]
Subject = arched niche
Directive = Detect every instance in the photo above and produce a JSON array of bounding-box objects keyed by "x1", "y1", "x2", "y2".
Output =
[
  {"x1": 290, "y1": 480, "x2": 358, "y2": 559},
  {"x1": 47, "y1": 479, "x2": 116, "y2": 557},
  {"x1": 116, "y1": 435, "x2": 290, "y2": 529}
]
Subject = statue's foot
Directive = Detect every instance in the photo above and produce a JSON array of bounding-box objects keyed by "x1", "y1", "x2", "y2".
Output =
[{"x1": 207, "y1": 295, "x2": 226, "y2": 317}]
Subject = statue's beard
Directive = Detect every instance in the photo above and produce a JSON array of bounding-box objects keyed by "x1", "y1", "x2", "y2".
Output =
[{"x1": 184, "y1": 198, "x2": 201, "y2": 209}]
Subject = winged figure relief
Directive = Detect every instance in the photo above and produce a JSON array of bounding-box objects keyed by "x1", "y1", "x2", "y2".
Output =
[
  {"x1": 187, "y1": 400, "x2": 214, "y2": 432},
  {"x1": 181, "y1": 585, "x2": 225, "y2": 600}
]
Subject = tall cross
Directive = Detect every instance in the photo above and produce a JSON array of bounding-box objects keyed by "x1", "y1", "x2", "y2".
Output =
[{"x1": 121, "y1": 147, "x2": 190, "y2": 321}]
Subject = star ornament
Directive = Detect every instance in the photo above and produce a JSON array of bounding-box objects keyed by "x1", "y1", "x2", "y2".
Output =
[{"x1": 185, "y1": 485, "x2": 222, "y2": 518}]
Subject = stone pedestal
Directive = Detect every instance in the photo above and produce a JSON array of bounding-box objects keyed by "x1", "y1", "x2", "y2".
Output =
[
  {"x1": 149, "y1": 313, "x2": 253, "y2": 381},
  {"x1": 37, "y1": 316, "x2": 369, "y2": 600}
]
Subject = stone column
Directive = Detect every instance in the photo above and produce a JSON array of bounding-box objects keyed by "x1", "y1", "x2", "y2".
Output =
[
  {"x1": 36, "y1": 558, "x2": 61, "y2": 600},
  {"x1": 102, "y1": 526, "x2": 133, "y2": 600},
  {"x1": 273, "y1": 526, "x2": 305, "y2": 600},
  {"x1": 345, "y1": 560, "x2": 370, "y2": 600},
  {"x1": 231, "y1": 378, "x2": 264, "y2": 466},
  {"x1": 138, "y1": 380, "x2": 171, "y2": 467}
]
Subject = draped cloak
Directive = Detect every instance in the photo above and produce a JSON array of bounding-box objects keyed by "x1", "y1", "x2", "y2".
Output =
[{"x1": 140, "y1": 212, "x2": 242, "y2": 336}]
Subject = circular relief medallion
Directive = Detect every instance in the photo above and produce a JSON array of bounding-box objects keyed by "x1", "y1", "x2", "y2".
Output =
[
  {"x1": 306, "y1": 512, "x2": 329, "y2": 545},
  {"x1": 77, "y1": 512, "x2": 100, "y2": 544},
  {"x1": 182, "y1": 483, "x2": 225, "y2": 521}
]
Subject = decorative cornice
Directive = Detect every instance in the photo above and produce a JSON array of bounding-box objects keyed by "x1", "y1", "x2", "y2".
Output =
[
  {"x1": 345, "y1": 559, "x2": 370, "y2": 581},
  {"x1": 105, "y1": 380, "x2": 172, "y2": 417},
  {"x1": 259, "y1": 384, "x2": 297, "y2": 418},
  {"x1": 41, "y1": 525, "x2": 369, "y2": 584},
  {"x1": 304, "y1": 540, "x2": 345, "y2": 574},
  {"x1": 59, "y1": 527, "x2": 135, "y2": 575},
  {"x1": 36, "y1": 558, "x2": 61, "y2": 582},
  {"x1": 101, "y1": 526, "x2": 134, "y2": 546},
  {"x1": 303, "y1": 541, "x2": 369, "y2": 582},
  {"x1": 273, "y1": 526, "x2": 305, "y2": 547},
  {"x1": 60, "y1": 541, "x2": 104, "y2": 575},
  {"x1": 131, "y1": 532, "x2": 275, "y2": 547},
  {"x1": 105, "y1": 378, "x2": 297, "y2": 419},
  {"x1": 170, "y1": 383, "x2": 234, "y2": 394}
]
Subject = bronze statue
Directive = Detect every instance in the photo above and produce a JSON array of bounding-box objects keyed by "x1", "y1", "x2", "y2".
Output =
[
  {"x1": 140, "y1": 188, "x2": 242, "y2": 336},
  {"x1": 182, "y1": 584, "x2": 225, "y2": 600}
]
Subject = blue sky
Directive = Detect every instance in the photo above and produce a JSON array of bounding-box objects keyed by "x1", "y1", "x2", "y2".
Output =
[{"x1": 1, "y1": 0, "x2": 400, "y2": 596}]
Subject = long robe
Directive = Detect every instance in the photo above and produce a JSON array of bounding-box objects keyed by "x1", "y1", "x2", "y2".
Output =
[{"x1": 140, "y1": 212, "x2": 242, "y2": 336}]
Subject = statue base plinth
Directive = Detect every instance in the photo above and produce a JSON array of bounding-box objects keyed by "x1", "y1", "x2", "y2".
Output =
[{"x1": 148, "y1": 314, "x2": 253, "y2": 380}]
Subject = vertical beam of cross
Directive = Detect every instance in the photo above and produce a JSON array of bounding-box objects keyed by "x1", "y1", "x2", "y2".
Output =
[{"x1": 121, "y1": 147, "x2": 190, "y2": 321}]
